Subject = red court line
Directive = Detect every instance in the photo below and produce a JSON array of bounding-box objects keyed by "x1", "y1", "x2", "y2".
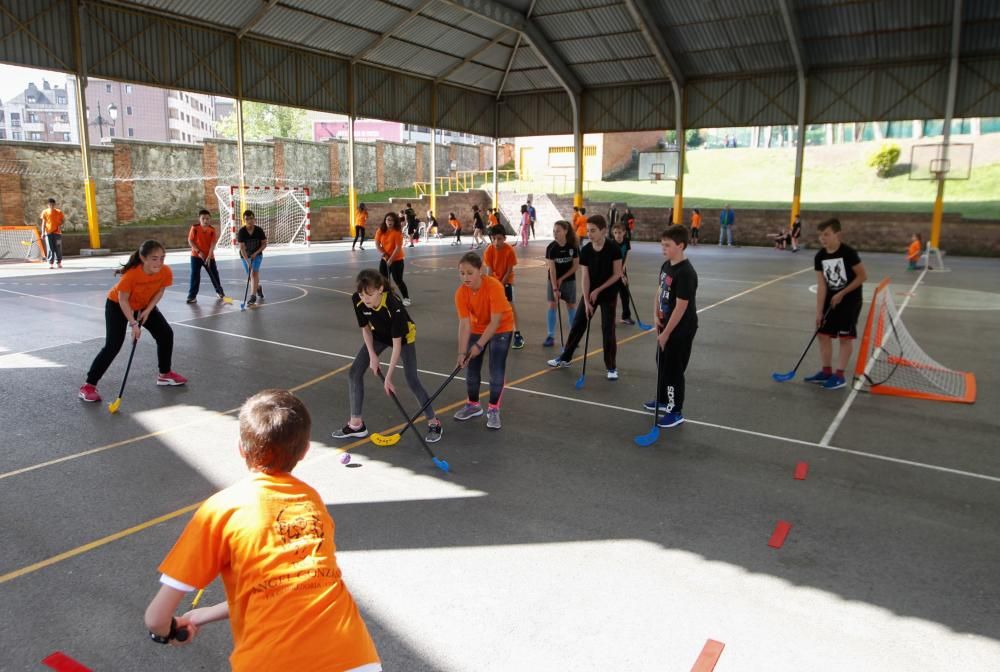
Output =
[
  {"x1": 42, "y1": 652, "x2": 92, "y2": 672},
  {"x1": 690, "y1": 639, "x2": 726, "y2": 672},
  {"x1": 794, "y1": 462, "x2": 809, "y2": 480},
  {"x1": 768, "y1": 520, "x2": 793, "y2": 548}
]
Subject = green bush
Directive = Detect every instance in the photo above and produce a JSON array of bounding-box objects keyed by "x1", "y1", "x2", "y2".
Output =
[
  {"x1": 686, "y1": 129, "x2": 703, "y2": 148},
  {"x1": 867, "y1": 143, "x2": 901, "y2": 177}
]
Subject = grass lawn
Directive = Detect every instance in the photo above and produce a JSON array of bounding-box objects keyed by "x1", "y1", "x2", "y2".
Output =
[{"x1": 311, "y1": 187, "x2": 418, "y2": 208}]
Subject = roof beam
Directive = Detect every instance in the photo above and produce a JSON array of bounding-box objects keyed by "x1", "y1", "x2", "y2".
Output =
[
  {"x1": 777, "y1": 0, "x2": 808, "y2": 76},
  {"x1": 352, "y1": 0, "x2": 436, "y2": 64},
  {"x1": 438, "y1": 0, "x2": 581, "y2": 95},
  {"x1": 435, "y1": 28, "x2": 514, "y2": 84},
  {"x1": 237, "y1": 0, "x2": 280, "y2": 39},
  {"x1": 620, "y1": 0, "x2": 685, "y2": 88}
]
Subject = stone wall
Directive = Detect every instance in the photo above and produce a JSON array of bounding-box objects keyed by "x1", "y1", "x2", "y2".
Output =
[
  {"x1": 127, "y1": 141, "x2": 203, "y2": 222},
  {"x1": 379, "y1": 141, "x2": 415, "y2": 191},
  {"x1": 278, "y1": 138, "x2": 333, "y2": 200}
]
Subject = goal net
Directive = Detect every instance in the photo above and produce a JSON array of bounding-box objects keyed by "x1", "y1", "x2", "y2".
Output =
[
  {"x1": 854, "y1": 278, "x2": 976, "y2": 403},
  {"x1": 0, "y1": 226, "x2": 45, "y2": 263},
  {"x1": 214, "y1": 186, "x2": 311, "y2": 249}
]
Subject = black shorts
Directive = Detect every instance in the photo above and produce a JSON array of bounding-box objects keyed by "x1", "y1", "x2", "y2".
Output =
[
  {"x1": 819, "y1": 298, "x2": 862, "y2": 339},
  {"x1": 691, "y1": 228, "x2": 699, "y2": 239}
]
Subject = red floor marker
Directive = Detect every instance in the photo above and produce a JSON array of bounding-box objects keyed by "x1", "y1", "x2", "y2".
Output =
[
  {"x1": 794, "y1": 462, "x2": 809, "y2": 480},
  {"x1": 42, "y1": 652, "x2": 93, "y2": 672},
  {"x1": 768, "y1": 520, "x2": 792, "y2": 548},
  {"x1": 690, "y1": 639, "x2": 726, "y2": 672}
]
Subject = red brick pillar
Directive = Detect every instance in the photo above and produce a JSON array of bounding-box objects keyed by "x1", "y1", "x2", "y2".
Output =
[
  {"x1": 415, "y1": 143, "x2": 425, "y2": 182},
  {"x1": 375, "y1": 141, "x2": 385, "y2": 192},
  {"x1": 203, "y1": 142, "x2": 218, "y2": 210},
  {"x1": 479, "y1": 144, "x2": 489, "y2": 171},
  {"x1": 113, "y1": 143, "x2": 135, "y2": 223},
  {"x1": 328, "y1": 142, "x2": 341, "y2": 196},
  {"x1": 0, "y1": 145, "x2": 25, "y2": 226},
  {"x1": 273, "y1": 140, "x2": 285, "y2": 188},
  {"x1": 448, "y1": 144, "x2": 457, "y2": 174}
]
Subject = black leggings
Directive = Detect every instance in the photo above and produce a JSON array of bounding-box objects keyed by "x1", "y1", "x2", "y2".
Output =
[
  {"x1": 560, "y1": 295, "x2": 618, "y2": 370},
  {"x1": 87, "y1": 299, "x2": 173, "y2": 385},
  {"x1": 352, "y1": 226, "x2": 365, "y2": 248},
  {"x1": 617, "y1": 281, "x2": 632, "y2": 320},
  {"x1": 656, "y1": 328, "x2": 696, "y2": 414},
  {"x1": 389, "y1": 260, "x2": 409, "y2": 299}
]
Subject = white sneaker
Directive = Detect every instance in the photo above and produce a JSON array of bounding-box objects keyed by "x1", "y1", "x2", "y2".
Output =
[
  {"x1": 402, "y1": 298, "x2": 412, "y2": 306},
  {"x1": 606, "y1": 369, "x2": 619, "y2": 380},
  {"x1": 547, "y1": 357, "x2": 570, "y2": 368}
]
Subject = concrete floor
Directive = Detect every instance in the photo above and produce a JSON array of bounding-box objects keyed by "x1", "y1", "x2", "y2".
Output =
[{"x1": 1, "y1": 238, "x2": 998, "y2": 671}]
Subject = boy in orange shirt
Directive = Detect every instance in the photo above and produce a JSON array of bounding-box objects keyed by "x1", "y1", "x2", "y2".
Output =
[
  {"x1": 79, "y1": 240, "x2": 186, "y2": 402},
  {"x1": 454, "y1": 252, "x2": 514, "y2": 430},
  {"x1": 906, "y1": 233, "x2": 923, "y2": 270},
  {"x1": 40, "y1": 197, "x2": 64, "y2": 268},
  {"x1": 574, "y1": 207, "x2": 589, "y2": 241},
  {"x1": 690, "y1": 208, "x2": 701, "y2": 246},
  {"x1": 187, "y1": 209, "x2": 226, "y2": 303},
  {"x1": 144, "y1": 389, "x2": 381, "y2": 672},
  {"x1": 484, "y1": 225, "x2": 524, "y2": 349}
]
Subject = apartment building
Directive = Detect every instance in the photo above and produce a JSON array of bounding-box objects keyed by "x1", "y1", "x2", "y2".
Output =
[{"x1": 3, "y1": 80, "x2": 72, "y2": 143}]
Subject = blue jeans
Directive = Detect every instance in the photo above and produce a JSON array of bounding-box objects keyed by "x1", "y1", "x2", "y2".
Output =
[
  {"x1": 466, "y1": 332, "x2": 512, "y2": 407},
  {"x1": 45, "y1": 233, "x2": 62, "y2": 264},
  {"x1": 188, "y1": 256, "x2": 224, "y2": 299},
  {"x1": 719, "y1": 226, "x2": 733, "y2": 245}
]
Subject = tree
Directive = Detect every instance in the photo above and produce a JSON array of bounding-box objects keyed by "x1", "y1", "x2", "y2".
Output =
[
  {"x1": 685, "y1": 129, "x2": 703, "y2": 147},
  {"x1": 867, "y1": 143, "x2": 901, "y2": 178},
  {"x1": 215, "y1": 101, "x2": 309, "y2": 141}
]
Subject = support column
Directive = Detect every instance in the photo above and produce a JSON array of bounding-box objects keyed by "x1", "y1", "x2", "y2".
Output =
[
  {"x1": 931, "y1": 0, "x2": 963, "y2": 251},
  {"x1": 493, "y1": 137, "x2": 500, "y2": 202},
  {"x1": 430, "y1": 87, "x2": 437, "y2": 218},
  {"x1": 673, "y1": 87, "x2": 684, "y2": 224},
  {"x1": 235, "y1": 39, "x2": 247, "y2": 217},
  {"x1": 791, "y1": 76, "x2": 807, "y2": 228},
  {"x1": 572, "y1": 94, "x2": 583, "y2": 208},
  {"x1": 72, "y1": 4, "x2": 101, "y2": 250},
  {"x1": 347, "y1": 65, "x2": 357, "y2": 237}
]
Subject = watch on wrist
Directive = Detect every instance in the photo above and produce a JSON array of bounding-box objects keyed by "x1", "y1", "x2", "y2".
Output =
[{"x1": 149, "y1": 617, "x2": 179, "y2": 644}]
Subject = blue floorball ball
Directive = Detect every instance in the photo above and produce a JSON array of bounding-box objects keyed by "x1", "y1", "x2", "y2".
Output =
[{"x1": 340, "y1": 452, "x2": 351, "y2": 465}]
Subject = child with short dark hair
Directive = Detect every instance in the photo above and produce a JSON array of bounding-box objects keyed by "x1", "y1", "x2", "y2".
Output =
[
  {"x1": 645, "y1": 225, "x2": 698, "y2": 427},
  {"x1": 237, "y1": 210, "x2": 267, "y2": 305},
  {"x1": 186, "y1": 209, "x2": 225, "y2": 303},
  {"x1": 689, "y1": 208, "x2": 701, "y2": 245},
  {"x1": 472, "y1": 205, "x2": 486, "y2": 249},
  {"x1": 906, "y1": 232, "x2": 923, "y2": 270},
  {"x1": 484, "y1": 225, "x2": 524, "y2": 349},
  {"x1": 805, "y1": 218, "x2": 868, "y2": 390},
  {"x1": 144, "y1": 389, "x2": 381, "y2": 671},
  {"x1": 40, "y1": 197, "x2": 64, "y2": 269},
  {"x1": 448, "y1": 212, "x2": 462, "y2": 246},
  {"x1": 332, "y1": 269, "x2": 442, "y2": 442},
  {"x1": 611, "y1": 222, "x2": 634, "y2": 325},
  {"x1": 352, "y1": 202, "x2": 368, "y2": 251}
]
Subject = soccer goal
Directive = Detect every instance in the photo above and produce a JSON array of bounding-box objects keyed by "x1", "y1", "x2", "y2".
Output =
[
  {"x1": 214, "y1": 186, "x2": 311, "y2": 250},
  {"x1": 854, "y1": 278, "x2": 976, "y2": 403},
  {"x1": 0, "y1": 226, "x2": 45, "y2": 263}
]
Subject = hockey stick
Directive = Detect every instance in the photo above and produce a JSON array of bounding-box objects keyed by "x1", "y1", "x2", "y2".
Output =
[
  {"x1": 634, "y1": 345, "x2": 665, "y2": 446},
  {"x1": 370, "y1": 358, "x2": 466, "y2": 447},
  {"x1": 557, "y1": 299, "x2": 565, "y2": 349},
  {"x1": 375, "y1": 370, "x2": 450, "y2": 473},
  {"x1": 574, "y1": 312, "x2": 593, "y2": 390},
  {"x1": 772, "y1": 307, "x2": 833, "y2": 382},
  {"x1": 108, "y1": 313, "x2": 140, "y2": 414},
  {"x1": 239, "y1": 258, "x2": 253, "y2": 310},
  {"x1": 205, "y1": 259, "x2": 233, "y2": 304},
  {"x1": 625, "y1": 279, "x2": 653, "y2": 331}
]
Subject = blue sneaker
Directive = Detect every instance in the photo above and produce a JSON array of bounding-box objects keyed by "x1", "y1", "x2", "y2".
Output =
[
  {"x1": 822, "y1": 374, "x2": 847, "y2": 390},
  {"x1": 543, "y1": 335, "x2": 555, "y2": 347},
  {"x1": 657, "y1": 412, "x2": 685, "y2": 428},
  {"x1": 642, "y1": 400, "x2": 661, "y2": 411},
  {"x1": 803, "y1": 370, "x2": 832, "y2": 384}
]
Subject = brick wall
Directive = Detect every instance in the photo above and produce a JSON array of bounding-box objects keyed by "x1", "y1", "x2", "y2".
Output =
[
  {"x1": 113, "y1": 143, "x2": 135, "y2": 223},
  {"x1": 328, "y1": 143, "x2": 341, "y2": 196},
  {"x1": 601, "y1": 131, "x2": 664, "y2": 178},
  {"x1": 273, "y1": 141, "x2": 285, "y2": 188},
  {"x1": 0, "y1": 145, "x2": 25, "y2": 226}
]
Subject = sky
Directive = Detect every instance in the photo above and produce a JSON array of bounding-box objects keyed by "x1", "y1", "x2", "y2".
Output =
[{"x1": 0, "y1": 65, "x2": 70, "y2": 104}]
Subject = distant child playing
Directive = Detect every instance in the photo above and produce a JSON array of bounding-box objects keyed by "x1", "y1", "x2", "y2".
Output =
[
  {"x1": 472, "y1": 205, "x2": 486, "y2": 248},
  {"x1": 647, "y1": 225, "x2": 698, "y2": 428},
  {"x1": 352, "y1": 202, "x2": 368, "y2": 251},
  {"x1": 611, "y1": 222, "x2": 634, "y2": 325},
  {"x1": 144, "y1": 389, "x2": 381, "y2": 672},
  {"x1": 805, "y1": 218, "x2": 868, "y2": 390},
  {"x1": 40, "y1": 197, "x2": 64, "y2": 268},
  {"x1": 381, "y1": 212, "x2": 411, "y2": 306},
  {"x1": 484, "y1": 225, "x2": 525, "y2": 349},
  {"x1": 448, "y1": 212, "x2": 462, "y2": 246},
  {"x1": 186, "y1": 209, "x2": 225, "y2": 303},
  {"x1": 906, "y1": 233, "x2": 923, "y2": 270},
  {"x1": 332, "y1": 269, "x2": 442, "y2": 442},
  {"x1": 454, "y1": 252, "x2": 514, "y2": 430},
  {"x1": 690, "y1": 208, "x2": 701, "y2": 245},
  {"x1": 237, "y1": 210, "x2": 267, "y2": 305},
  {"x1": 79, "y1": 240, "x2": 186, "y2": 402},
  {"x1": 547, "y1": 215, "x2": 623, "y2": 380},
  {"x1": 543, "y1": 220, "x2": 579, "y2": 347}
]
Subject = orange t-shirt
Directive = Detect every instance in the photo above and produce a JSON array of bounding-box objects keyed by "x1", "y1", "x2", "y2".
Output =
[
  {"x1": 484, "y1": 242, "x2": 517, "y2": 285},
  {"x1": 488, "y1": 213, "x2": 499, "y2": 227},
  {"x1": 107, "y1": 264, "x2": 173, "y2": 310},
  {"x1": 41, "y1": 207, "x2": 65, "y2": 234},
  {"x1": 188, "y1": 225, "x2": 218, "y2": 257},
  {"x1": 449, "y1": 216, "x2": 461, "y2": 231},
  {"x1": 158, "y1": 472, "x2": 380, "y2": 672},
  {"x1": 382, "y1": 229, "x2": 404, "y2": 262},
  {"x1": 357, "y1": 210, "x2": 368, "y2": 229},
  {"x1": 907, "y1": 240, "x2": 921, "y2": 262},
  {"x1": 574, "y1": 214, "x2": 588, "y2": 238},
  {"x1": 455, "y1": 274, "x2": 514, "y2": 334},
  {"x1": 691, "y1": 213, "x2": 702, "y2": 229}
]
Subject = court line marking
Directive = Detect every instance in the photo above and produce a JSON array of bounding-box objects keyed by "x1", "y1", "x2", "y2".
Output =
[
  {"x1": 819, "y1": 266, "x2": 928, "y2": 446},
  {"x1": 0, "y1": 264, "x2": 812, "y2": 583}
]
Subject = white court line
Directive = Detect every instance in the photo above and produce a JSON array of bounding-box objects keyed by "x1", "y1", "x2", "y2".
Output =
[
  {"x1": 505, "y1": 384, "x2": 1000, "y2": 484},
  {"x1": 819, "y1": 266, "x2": 929, "y2": 446}
]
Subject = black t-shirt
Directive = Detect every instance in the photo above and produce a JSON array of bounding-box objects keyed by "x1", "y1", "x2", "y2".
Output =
[
  {"x1": 814, "y1": 243, "x2": 862, "y2": 304},
  {"x1": 473, "y1": 212, "x2": 486, "y2": 230},
  {"x1": 352, "y1": 291, "x2": 415, "y2": 345},
  {"x1": 580, "y1": 239, "x2": 622, "y2": 303},
  {"x1": 658, "y1": 258, "x2": 698, "y2": 335},
  {"x1": 237, "y1": 225, "x2": 267, "y2": 256},
  {"x1": 545, "y1": 241, "x2": 579, "y2": 281},
  {"x1": 791, "y1": 220, "x2": 802, "y2": 238}
]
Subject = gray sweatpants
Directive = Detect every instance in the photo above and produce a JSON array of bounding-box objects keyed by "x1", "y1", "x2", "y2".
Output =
[{"x1": 349, "y1": 341, "x2": 436, "y2": 421}]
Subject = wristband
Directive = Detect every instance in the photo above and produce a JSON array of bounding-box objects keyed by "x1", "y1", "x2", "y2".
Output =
[
  {"x1": 129, "y1": 321, "x2": 138, "y2": 327},
  {"x1": 149, "y1": 617, "x2": 184, "y2": 644}
]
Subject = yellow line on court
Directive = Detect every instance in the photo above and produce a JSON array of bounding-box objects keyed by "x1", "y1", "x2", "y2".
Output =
[
  {"x1": 0, "y1": 268, "x2": 809, "y2": 584},
  {"x1": 0, "y1": 364, "x2": 352, "y2": 482}
]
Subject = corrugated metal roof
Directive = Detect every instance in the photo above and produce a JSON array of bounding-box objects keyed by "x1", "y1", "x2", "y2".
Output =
[
  {"x1": 582, "y1": 82, "x2": 674, "y2": 132},
  {"x1": 472, "y1": 43, "x2": 515, "y2": 71},
  {"x1": 963, "y1": 23, "x2": 1000, "y2": 56},
  {"x1": 511, "y1": 46, "x2": 545, "y2": 70},
  {"x1": 957, "y1": 57, "x2": 1000, "y2": 116},
  {"x1": 965, "y1": 0, "x2": 1000, "y2": 21},
  {"x1": 126, "y1": 0, "x2": 258, "y2": 29},
  {"x1": 447, "y1": 62, "x2": 505, "y2": 91},
  {"x1": 281, "y1": 0, "x2": 406, "y2": 34},
  {"x1": 420, "y1": 3, "x2": 507, "y2": 40},
  {"x1": 365, "y1": 39, "x2": 460, "y2": 78},
  {"x1": 536, "y1": 5, "x2": 636, "y2": 41},
  {"x1": 0, "y1": 0, "x2": 74, "y2": 72}
]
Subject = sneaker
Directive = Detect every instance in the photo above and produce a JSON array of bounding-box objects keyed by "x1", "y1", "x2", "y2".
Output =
[
  {"x1": 402, "y1": 297, "x2": 412, "y2": 307},
  {"x1": 607, "y1": 369, "x2": 619, "y2": 380},
  {"x1": 247, "y1": 295, "x2": 257, "y2": 306},
  {"x1": 642, "y1": 399, "x2": 660, "y2": 412},
  {"x1": 57, "y1": 262, "x2": 62, "y2": 268},
  {"x1": 512, "y1": 332, "x2": 525, "y2": 349},
  {"x1": 822, "y1": 374, "x2": 847, "y2": 390},
  {"x1": 78, "y1": 383, "x2": 101, "y2": 402},
  {"x1": 803, "y1": 370, "x2": 832, "y2": 384},
  {"x1": 621, "y1": 318, "x2": 635, "y2": 325},
  {"x1": 547, "y1": 357, "x2": 570, "y2": 368},
  {"x1": 425, "y1": 422, "x2": 443, "y2": 443},
  {"x1": 331, "y1": 422, "x2": 368, "y2": 439},
  {"x1": 657, "y1": 412, "x2": 685, "y2": 428},
  {"x1": 543, "y1": 335, "x2": 555, "y2": 347},
  {"x1": 454, "y1": 403, "x2": 484, "y2": 421},
  {"x1": 256, "y1": 286, "x2": 264, "y2": 299},
  {"x1": 49, "y1": 264, "x2": 54, "y2": 269},
  {"x1": 156, "y1": 371, "x2": 188, "y2": 386},
  {"x1": 186, "y1": 297, "x2": 197, "y2": 304},
  {"x1": 217, "y1": 292, "x2": 226, "y2": 300},
  {"x1": 486, "y1": 407, "x2": 501, "y2": 430}
]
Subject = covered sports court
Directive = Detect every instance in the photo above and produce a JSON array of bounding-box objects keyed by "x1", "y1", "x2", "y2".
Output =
[{"x1": 2, "y1": 1, "x2": 1000, "y2": 670}]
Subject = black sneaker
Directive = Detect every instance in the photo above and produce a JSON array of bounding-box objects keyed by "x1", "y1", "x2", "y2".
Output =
[
  {"x1": 186, "y1": 297, "x2": 197, "y2": 304},
  {"x1": 256, "y1": 286, "x2": 264, "y2": 299},
  {"x1": 426, "y1": 422, "x2": 443, "y2": 443},
  {"x1": 247, "y1": 295, "x2": 257, "y2": 306},
  {"x1": 332, "y1": 422, "x2": 368, "y2": 439}
]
